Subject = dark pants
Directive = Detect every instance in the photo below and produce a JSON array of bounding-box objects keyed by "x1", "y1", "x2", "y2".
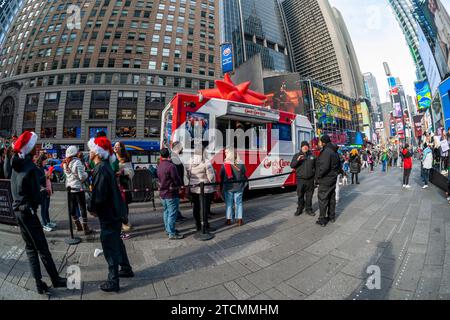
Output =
[
  {"x1": 68, "y1": 192, "x2": 87, "y2": 223},
  {"x1": 15, "y1": 209, "x2": 60, "y2": 283},
  {"x1": 370, "y1": 163, "x2": 374, "y2": 171},
  {"x1": 318, "y1": 183, "x2": 337, "y2": 221},
  {"x1": 100, "y1": 220, "x2": 132, "y2": 286},
  {"x1": 296, "y1": 179, "x2": 314, "y2": 214},
  {"x1": 403, "y1": 168, "x2": 412, "y2": 185},
  {"x1": 421, "y1": 167, "x2": 430, "y2": 185},
  {"x1": 351, "y1": 173, "x2": 359, "y2": 184},
  {"x1": 191, "y1": 193, "x2": 212, "y2": 228},
  {"x1": 40, "y1": 196, "x2": 50, "y2": 226}
]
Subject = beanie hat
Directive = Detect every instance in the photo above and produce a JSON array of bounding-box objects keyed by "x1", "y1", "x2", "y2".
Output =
[
  {"x1": 160, "y1": 148, "x2": 170, "y2": 159},
  {"x1": 320, "y1": 135, "x2": 331, "y2": 144},
  {"x1": 13, "y1": 131, "x2": 38, "y2": 159},
  {"x1": 66, "y1": 145, "x2": 78, "y2": 158},
  {"x1": 88, "y1": 137, "x2": 116, "y2": 163},
  {"x1": 301, "y1": 141, "x2": 310, "y2": 148}
]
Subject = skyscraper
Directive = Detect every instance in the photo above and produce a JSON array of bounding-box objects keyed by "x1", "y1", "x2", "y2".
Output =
[
  {"x1": 0, "y1": 0, "x2": 24, "y2": 48},
  {"x1": 388, "y1": 0, "x2": 429, "y2": 80},
  {"x1": 280, "y1": 0, "x2": 364, "y2": 99},
  {"x1": 220, "y1": 0, "x2": 291, "y2": 72},
  {"x1": 0, "y1": 0, "x2": 220, "y2": 145}
]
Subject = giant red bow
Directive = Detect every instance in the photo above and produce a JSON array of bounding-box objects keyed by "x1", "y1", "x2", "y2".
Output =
[{"x1": 199, "y1": 73, "x2": 267, "y2": 106}]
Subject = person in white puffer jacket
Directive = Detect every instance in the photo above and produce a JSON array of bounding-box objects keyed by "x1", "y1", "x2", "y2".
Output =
[{"x1": 63, "y1": 146, "x2": 92, "y2": 235}]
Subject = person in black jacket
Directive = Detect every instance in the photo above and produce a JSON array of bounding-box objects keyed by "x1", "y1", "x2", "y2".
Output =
[
  {"x1": 87, "y1": 136, "x2": 133, "y2": 293},
  {"x1": 291, "y1": 141, "x2": 316, "y2": 216},
  {"x1": 315, "y1": 135, "x2": 341, "y2": 226},
  {"x1": 10, "y1": 131, "x2": 66, "y2": 294}
]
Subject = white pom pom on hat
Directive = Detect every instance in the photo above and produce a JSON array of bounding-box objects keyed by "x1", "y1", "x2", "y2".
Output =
[
  {"x1": 88, "y1": 137, "x2": 116, "y2": 163},
  {"x1": 13, "y1": 131, "x2": 38, "y2": 159}
]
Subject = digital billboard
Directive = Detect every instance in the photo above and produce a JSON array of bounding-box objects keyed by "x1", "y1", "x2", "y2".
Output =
[
  {"x1": 438, "y1": 76, "x2": 450, "y2": 130},
  {"x1": 417, "y1": 22, "x2": 442, "y2": 95},
  {"x1": 415, "y1": 80, "x2": 432, "y2": 110},
  {"x1": 263, "y1": 74, "x2": 310, "y2": 115}
]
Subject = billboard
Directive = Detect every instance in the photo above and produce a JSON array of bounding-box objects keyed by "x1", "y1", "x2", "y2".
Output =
[
  {"x1": 415, "y1": 80, "x2": 433, "y2": 110},
  {"x1": 221, "y1": 43, "x2": 234, "y2": 74},
  {"x1": 360, "y1": 101, "x2": 371, "y2": 126},
  {"x1": 312, "y1": 87, "x2": 352, "y2": 122},
  {"x1": 264, "y1": 74, "x2": 310, "y2": 115},
  {"x1": 438, "y1": 76, "x2": 450, "y2": 130},
  {"x1": 417, "y1": 22, "x2": 442, "y2": 95},
  {"x1": 375, "y1": 122, "x2": 384, "y2": 129},
  {"x1": 417, "y1": 0, "x2": 450, "y2": 77},
  {"x1": 413, "y1": 115, "x2": 424, "y2": 137}
]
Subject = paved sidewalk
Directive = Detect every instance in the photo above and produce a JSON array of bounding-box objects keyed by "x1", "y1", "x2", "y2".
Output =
[{"x1": 1, "y1": 165, "x2": 450, "y2": 300}]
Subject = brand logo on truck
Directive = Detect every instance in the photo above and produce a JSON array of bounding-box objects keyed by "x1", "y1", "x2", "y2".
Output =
[{"x1": 263, "y1": 158, "x2": 291, "y2": 174}]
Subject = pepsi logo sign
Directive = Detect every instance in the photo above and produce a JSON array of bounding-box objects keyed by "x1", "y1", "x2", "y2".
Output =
[{"x1": 223, "y1": 47, "x2": 232, "y2": 56}]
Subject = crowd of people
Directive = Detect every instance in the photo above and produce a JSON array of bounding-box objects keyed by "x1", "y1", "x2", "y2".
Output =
[{"x1": 4, "y1": 127, "x2": 450, "y2": 296}]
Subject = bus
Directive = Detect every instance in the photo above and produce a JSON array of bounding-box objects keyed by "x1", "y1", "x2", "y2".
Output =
[{"x1": 161, "y1": 93, "x2": 314, "y2": 190}]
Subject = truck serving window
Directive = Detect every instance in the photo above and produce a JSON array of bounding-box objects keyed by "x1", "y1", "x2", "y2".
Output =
[{"x1": 272, "y1": 123, "x2": 292, "y2": 142}]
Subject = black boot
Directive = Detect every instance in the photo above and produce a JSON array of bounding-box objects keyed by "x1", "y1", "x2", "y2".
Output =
[
  {"x1": 119, "y1": 269, "x2": 134, "y2": 278},
  {"x1": 52, "y1": 276, "x2": 67, "y2": 288},
  {"x1": 316, "y1": 218, "x2": 328, "y2": 227},
  {"x1": 36, "y1": 280, "x2": 49, "y2": 294},
  {"x1": 295, "y1": 208, "x2": 303, "y2": 216},
  {"x1": 100, "y1": 281, "x2": 120, "y2": 292}
]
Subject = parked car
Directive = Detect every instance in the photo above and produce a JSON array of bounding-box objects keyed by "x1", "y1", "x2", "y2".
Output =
[{"x1": 45, "y1": 159, "x2": 65, "y2": 183}]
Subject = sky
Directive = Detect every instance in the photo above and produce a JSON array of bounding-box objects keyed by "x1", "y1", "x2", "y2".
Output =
[{"x1": 329, "y1": 0, "x2": 450, "y2": 103}]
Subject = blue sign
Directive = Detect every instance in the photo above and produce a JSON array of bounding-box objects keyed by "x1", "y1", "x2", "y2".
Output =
[
  {"x1": 221, "y1": 43, "x2": 234, "y2": 74},
  {"x1": 121, "y1": 141, "x2": 160, "y2": 152},
  {"x1": 388, "y1": 77, "x2": 396, "y2": 88},
  {"x1": 438, "y1": 77, "x2": 450, "y2": 131}
]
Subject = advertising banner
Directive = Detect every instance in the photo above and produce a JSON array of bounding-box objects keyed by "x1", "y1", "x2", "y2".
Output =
[
  {"x1": 413, "y1": 115, "x2": 424, "y2": 137},
  {"x1": 415, "y1": 80, "x2": 432, "y2": 111},
  {"x1": 221, "y1": 43, "x2": 234, "y2": 74},
  {"x1": 438, "y1": 76, "x2": 450, "y2": 130}
]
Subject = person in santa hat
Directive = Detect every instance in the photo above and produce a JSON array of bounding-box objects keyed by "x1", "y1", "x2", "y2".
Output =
[
  {"x1": 10, "y1": 131, "x2": 66, "y2": 294},
  {"x1": 87, "y1": 136, "x2": 133, "y2": 292}
]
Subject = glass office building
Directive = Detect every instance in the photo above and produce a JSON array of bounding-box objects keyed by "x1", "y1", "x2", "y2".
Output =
[{"x1": 220, "y1": 0, "x2": 291, "y2": 72}]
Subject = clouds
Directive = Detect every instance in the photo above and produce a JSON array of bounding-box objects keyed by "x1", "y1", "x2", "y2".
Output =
[{"x1": 329, "y1": 0, "x2": 418, "y2": 102}]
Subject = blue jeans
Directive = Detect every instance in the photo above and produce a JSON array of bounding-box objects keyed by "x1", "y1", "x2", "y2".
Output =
[
  {"x1": 40, "y1": 196, "x2": 50, "y2": 226},
  {"x1": 421, "y1": 168, "x2": 430, "y2": 185},
  {"x1": 224, "y1": 191, "x2": 243, "y2": 220},
  {"x1": 382, "y1": 160, "x2": 387, "y2": 172},
  {"x1": 161, "y1": 197, "x2": 179, "y2": 236}
]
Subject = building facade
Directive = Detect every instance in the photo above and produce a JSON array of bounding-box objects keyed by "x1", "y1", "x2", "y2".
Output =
[
  {"x1": 220, "y1": 0, "x2": 291, "y2": 73},
  {"x1": 280, "y1": 0, "x2": 364, "y2": 99},
  {"x1": 0, "y1": 0, "x2": 24, "y2": 48},
  {"x1": 0, "y1": 0, "x2": 220, "y2": 149},
  {"x1": 388, "y1": 0, "x2": 429, "y2": 80}
]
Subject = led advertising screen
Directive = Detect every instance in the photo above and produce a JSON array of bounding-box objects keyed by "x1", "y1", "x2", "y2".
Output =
[
  {"x1": 415, "y1": 80, "x2": 432, "y2": 111},
  {"x1": 438, "y1": 77, "x2": 450, "y2": 130},
  {"x1": 264, "y1": 74, "x2": 310, "y2": 115}
]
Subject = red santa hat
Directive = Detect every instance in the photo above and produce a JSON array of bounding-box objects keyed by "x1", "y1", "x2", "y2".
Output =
[
  {"x1": 13, "y1": 131, "x2": 38, "y2": 159},
  {"x1": 88, "y1": 137, "x2": 116, "y2": 162}
]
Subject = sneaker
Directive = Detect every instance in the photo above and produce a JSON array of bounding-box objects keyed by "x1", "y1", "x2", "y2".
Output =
[
  {"x1": 43, "y1": 225, "x2": 53, "y2": 232},
  {"x1": 118, "y1": 269, "x2": 134, "y2": 278},
  {"x1": 423, "y1": 185, "x2": 429, "y2": 189},
  {"x1": 447, "y1": 197, "x2": 450, "y2": 201},
  {"x1": 120, "y1": 233, "x2": 131, "y2": 240},
  {"x1": 121, "y1": 223, "x2": 132, "y2": 232},
  {"x1": 169, "y1": 234, "x2": 184, "y2": 240},
  {"x1": 402, "y1": 185, "x2": 406, "y2": 188},
  {"x1": 48, "y1": 222, "x2": 57, "y2": 228},
  {"x1": 100, "y1": 281, "x2": 120, "y2": 293},
  {"x1": 441, "y1": 170, "x2": 448, "y2": 175},
  {"x1": 405, "y1": 185, "x2": 411, "y2": 189}
]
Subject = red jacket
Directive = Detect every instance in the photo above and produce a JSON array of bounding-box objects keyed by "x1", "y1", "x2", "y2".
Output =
[{"x1": 402, "y1": 149, "x2": 413, "y2": 169}]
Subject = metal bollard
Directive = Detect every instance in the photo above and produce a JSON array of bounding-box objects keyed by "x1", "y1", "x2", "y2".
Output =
[{"x1": 194, "y1": 182, "x2": 215, "y2": 241}]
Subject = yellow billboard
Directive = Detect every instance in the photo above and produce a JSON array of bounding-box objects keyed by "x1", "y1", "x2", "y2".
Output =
[{"x1": 313, "y1": 87, "x2": 352, "y2": 121}]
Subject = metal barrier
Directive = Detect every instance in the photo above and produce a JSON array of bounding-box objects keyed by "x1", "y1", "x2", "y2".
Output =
[{"x1": 130, "y1": 170, "x2": 156, "y2": 210}]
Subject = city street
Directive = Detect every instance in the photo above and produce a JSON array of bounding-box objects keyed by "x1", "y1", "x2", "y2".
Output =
[{"x1": 0, "y1": 165, "x2": 449, "y2": 300}]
